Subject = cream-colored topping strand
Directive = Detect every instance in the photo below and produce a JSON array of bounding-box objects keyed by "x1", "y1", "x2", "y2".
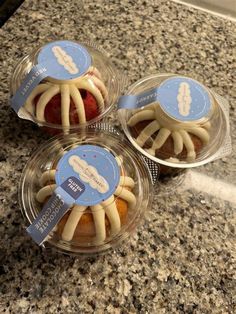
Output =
[
  {"x1": 128, "y1": 104, "x2": 211, "y2": 160},
  {"x1": 114, "y1": 186, "x2": 136, "y2": 209},
  {"x1": 75, "y1": 79, "x2": 105, "y2": 111},
  {"x1": 36, "y1": 85, "x2": 60, "y2": 122},
  {"x1": 128, "y1": 110, "x2": 155, "y2": 127},
  {"x1": 61, "y1": 85, "x2": 71, "y2": 127},
  {"x1": 25, "y1": 67, "x2": 107, "y2": 126},
  {"x1": 89, "y1": 75, "x2": 108, "y2": 100},
  {"x1": 25, "y1": 83, "x2": 51, "y2": 115},
  {"x1": 179, "y1": 130, "x2": 196, "y2": 161},
  {"x1": 146, "y1": 128, "x2": 171, "y2": 156},
  {"x1": 119, "y1": 176, "x2": 135, "y2": 188},
  {"x1": 171, "y1": 131, "x2": 184, "y2": 155},
  {"x1": 39, "y1": 170, "x2": 56, "y2": 186},
  {"x1": 36, "y1": 184, "x2": 57, "y2": 203},
  {"x1": 69, "y1": 85, "x2": 86, "y2": 123},
  {"x1": 187, "y1": 127, "x2": 210, "y2": 144},
  {"x1": 90, "y1": 205, "x2": 106, "y2": 243},
  {"x1": 136, "y1": 120, "x2": 160, "y2": 147},
  {"x1": 61, "y1": 205, "x2": 87, "y2": 241},
  {"x1": 37, "y1": 166, "x2": 136, "y2": 242},
  {"x1": 101, "y1": 196, "x2": 121, "y2": 235}
]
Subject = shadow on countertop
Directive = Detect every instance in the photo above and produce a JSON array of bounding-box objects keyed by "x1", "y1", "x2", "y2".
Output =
[{"x1": 0, "y1": 0, "x2": 24, "y2": 27}]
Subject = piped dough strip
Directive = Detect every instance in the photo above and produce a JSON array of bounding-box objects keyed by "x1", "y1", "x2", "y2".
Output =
[
  {"x1": 61, "y1": 205, "x2": 87, "y2": 241},
  {"x1": 25, "y1": 84, "x2": 51, "y2": 114},
  {"x1": 101, "y1": 196, "x2": 121, "y2": 235},
  {"x1": 36, "y1": 85, "x2": 60, "y2": 122},
  {"x1": 75, "y1": 79, "x2": 105, "y2": 112},
  {"x1": 69, "y1": 85, "x2": 86, "y2": 124},
  {"x1": 202, "y1": 121, "x2": 211, "y2": 130},
  {"x1": 127, "y1": 110, "x2": 155, "y2": 127},
  {"x1": 179, "y1": 130, "x2": 196, "y2": 161},
  {"x1": 114, "y1": 186, "x2": 136, "y2": 209},
  {"x1": 61, "y1": 85, "x2": 71, "y2": 127},
  {"x1": 119, "y1": 176, "x2": 135, "y2": 188},
  {"x1": 171, "y1": 131, "x2": 184, "y2": 155},
  {"x1": 90, "y1": 205, "x2": 106, "y2": 243},
  {"x1": 87, "y1": 66, "x2": 102, "y2": 80},
  {"x1": 146, "y1": 128, "x2": 171, "y2": 156},
  {"x1": 39, "y1": 170, "x2": 56, "y2": 186},
  {"x1": 136, "y1": 120, "x2": 160, "y2": 147},
  {"x1": 187, "y1": 127, "x2": 210, "y2": 144},
  {"x1": 90, "y1": 75, "x2": 108, "y2": 100},
  {"x1": 36, "y1": 184, "x2": 57, "y2": 203}
]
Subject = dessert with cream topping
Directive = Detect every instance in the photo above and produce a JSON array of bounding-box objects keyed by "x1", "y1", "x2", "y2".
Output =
[
  {"x1": 36, "y1": 154, "x2": 136, "y2": 244},
  {"x1": 25, "y1": 66, "x2": 108, "y2": 128}
]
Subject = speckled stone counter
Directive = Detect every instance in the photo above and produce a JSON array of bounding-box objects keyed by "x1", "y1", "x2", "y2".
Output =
[{"x1": 0, "y1": 1, "x2": 235, "y2": 313}]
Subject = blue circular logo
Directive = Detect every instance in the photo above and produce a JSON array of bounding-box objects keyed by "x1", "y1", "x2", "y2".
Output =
[
  {"x1": 37, "y1": 40, "x2": 91, "y2": 81},
  {"x1": 157, "y1": 77, "x2": 212, "y2": 121},
  {"x1": 55, "y1": 145, "x2": 120, "y2": 206}
]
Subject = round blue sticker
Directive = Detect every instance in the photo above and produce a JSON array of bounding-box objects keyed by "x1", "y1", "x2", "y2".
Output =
[
  {"x1": 55, "y1": 145, "x2": 120, "y2": 206},
  {"x1": 37, "y1": 40, "x2": 91, "y2": 81},
  {"x1": 157, "y1": 77, "x2": 212, "y2": 121}
]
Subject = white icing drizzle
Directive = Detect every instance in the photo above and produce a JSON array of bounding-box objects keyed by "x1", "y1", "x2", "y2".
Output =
[
  {"x1": 69, "y1": 85, "x2": 86, "y2": 123},
  {"x1": 61, "y1": 205, "x2": 87, "y2": 241},
  {"x1": 36, "y1": 184, "x2": 57, "y2": 203},
  {"x1": 36, "y1": 168, "x2": 136, "y2": 243},
  {"x1": 25, "y1": 83, "x2": 51, "y2": 115},
  {"x1": 61, "y1": 84, "x2": 71, "y2": 127},
  {"x1": 179, "y1": 130, "x2": 196, "y2": 161},
  {"x1": 119, "y1": 176, "x2": 135, "y2": 188},
  {"x1": 90, "y1": 204, "x2": 106, "y2": 243},
  {"x1": 114, "y1": 186, "x2": 136, "y2": 209},
  {"x1": 128, "y1": 104, "x2": 211, "y2": 161},
  {"x1": 36, "y1": 85, "x2": 60, "y2": 122},
  {"x1": 39, "y1": 170, "x2": 56, "y2": 186},
  {"x1": 128, "y1": 109, "x2": 155, "y2": 127},
  {"x1": 136, "y1": 120, "x2": 160, "y2": 147},
  {"x1": 25, "y1": 67, "x2": 107, "y2": 128},
  {"x1": 101, "y1": 196, "x2": 121, "y2": 235},
  {"x1": 171, "y1": 131, "x2": 183, "y2": 155},
  {"x1": 146, "y1": 128, "x2": 171, "y2": 156},
  {"x1": 75, "y1": 78, "x2": 105, "y2": 112}
]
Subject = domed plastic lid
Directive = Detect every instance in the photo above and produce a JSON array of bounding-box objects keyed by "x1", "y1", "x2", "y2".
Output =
[
  {"x1": 10, "y1": 40, "x2": 123, "y2": 133},
  {"x1": 118, "y1": 73, "x2": 231, "y2": 168},
  {"x1": 20, "y1": 129, "x2": 152, "y2": 254}
]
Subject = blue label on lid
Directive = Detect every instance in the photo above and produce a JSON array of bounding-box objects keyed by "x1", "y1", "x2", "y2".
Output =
[
  {"x1": 118, "y1": 76, "x2": 212, "y2": 122},
  {"x1": 11, "y1": 40, "x2": 91, "y2": 113},
  {"x1": 157, "y1": 77, "x2": 211, "y2": 121},
  {"x1": 37, "y1": 40, "x2": 91, "y2": 81},
  {"x1": 55, "y1": 145, "x2": 120, "y2": 206}
]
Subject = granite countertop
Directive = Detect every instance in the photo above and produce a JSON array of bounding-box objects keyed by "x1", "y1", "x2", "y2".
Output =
[{"x1": 0, "y1": 0, "x2": 235, "y2": 313}]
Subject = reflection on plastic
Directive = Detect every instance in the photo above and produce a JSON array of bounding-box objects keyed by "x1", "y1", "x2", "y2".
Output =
[{"x1": 183, "y1": 170, "x2": 236, "y2": 204}]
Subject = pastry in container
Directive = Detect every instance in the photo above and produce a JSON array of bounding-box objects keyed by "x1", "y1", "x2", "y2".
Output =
[
  {"x1": 10, "y1": 40, "x2": 123, "y2": 133},
  {"x1": 20, "y1": 129, "x2": 152, "y2": 254},
  {"x1": 118, "y1": 74, "x2": 231, "y2": 175}
]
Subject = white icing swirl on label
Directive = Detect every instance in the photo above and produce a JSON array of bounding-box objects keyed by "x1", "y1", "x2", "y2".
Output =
[
  {"x1": 68, "y1": 155, "x2": 109, "y2": 193},
  {"x1": 177, "y1": 82, "x2": 192, "y2": 116},
  {"x1": 52, "y1": 46, "x2": 79, "y2": 75}
]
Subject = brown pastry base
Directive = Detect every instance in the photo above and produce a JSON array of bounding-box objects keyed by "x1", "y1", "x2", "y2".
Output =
[
  {"x1": 129, "y1": 121, "x2": 203, "y2": 176},
  {"x1": 56, "y1": 197, "x2": 128, "y2": 242}
]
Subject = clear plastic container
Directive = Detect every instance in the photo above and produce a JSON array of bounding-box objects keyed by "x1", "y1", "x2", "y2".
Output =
[
  {"x1": 10, "y1": 40, "x2": 124, "y2": 134},
  {"x1": 20, "y1": 129, "x2": 153, "y2": 255},
  {"x1": 118, "y1": 73, "x2": 231, "y2": 171}
]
